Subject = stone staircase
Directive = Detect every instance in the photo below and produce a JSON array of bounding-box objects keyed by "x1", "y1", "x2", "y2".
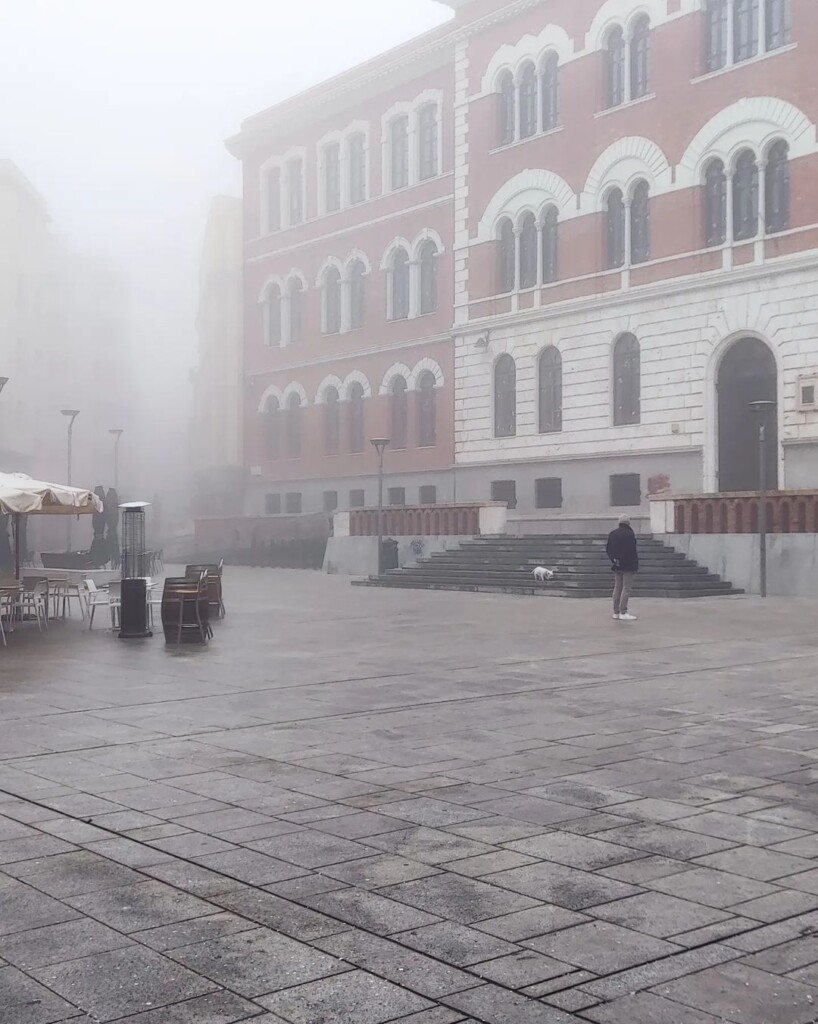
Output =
[{"x1": 355, "y1": 534, "x2": 743, "y2": 598}]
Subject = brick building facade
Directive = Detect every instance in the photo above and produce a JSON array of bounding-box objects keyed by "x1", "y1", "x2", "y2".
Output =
[{"x1": 228, "y1": 0, "x2": 818, "y2": 527}]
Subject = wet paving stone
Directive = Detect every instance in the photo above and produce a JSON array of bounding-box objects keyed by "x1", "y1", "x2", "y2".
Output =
[{"x1": 259, "y1": 969, "x2": 433, "y2": 1023}]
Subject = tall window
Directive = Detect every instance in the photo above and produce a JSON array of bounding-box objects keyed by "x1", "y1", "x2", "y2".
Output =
[
  {"x1": 264, "y1": 397, "x2": 280, "y2": 458},
  {"x1": 494, "y1": 354, "x2": 517, "y2": 438},
  {"x1": 542, "y1": 206, "x2": 559, "y2": 284},
  {"x1": 286, "y1": 393, "x2": 302, "y2": 458},
  {"x1": 541, "y1": 54, "x2": 559, "y2": 131},
  {"x1": 347, "y1": 382, "x2": 365, "y2": 453},
  {"x1": 630, "y1": 180, "x2": 651, "y2": 265},
  {"x1": 498, "y1": 218, "x2": 515, "y2": 292},
  {"x1": 606, "y1": 188, "x2": 626, "y2": 269},
  {"x1": 324, "y1": 387, "x2": 340, "y2": 455},
  {"x1": 390, "y1": 248, "x2": 410, "y2": 320},
  {"x1": 418, "y1": 103, "x2": 439, "y2": 180},
  {"x1": 519, "y1": 63, "x2": 538, "y2": 140},
  {"x1": 391, "y1": 377, "x2": 408, "y2": 449},
  {"x1": 705, "y1": 0, "x2": 729, "y2": 71},
  {"x1": 419, "y1": 241, "x2": 439, "y2": 315},
  {"x1": 348, "y1": 133, "x2": 367, "y2": 204},
  {"x1": 538, "y1": 347, "x2": 563, "y2": 434},
  {"x1": 287, "y1": 278, "x2": 303, "y2": 343},
  {"x1": 391, "y1": 116, "x2": 409, "y2": 190},
  {"x1": 498, "y1": 71, "x2": 516, "y2": 146},
  {"x1": 630, "y1": 16, "x2": 651, "y2": 99},
  {"x1": 265, "y1": 284, "x2": 281, "y2": 347},
  {"x1": 519, "y1": 213, "x2": 538, "y2": 289},
  {"x1": 704, "y1": 159, "x2": 727, "y2": 247},
  {"x1": 265, "y1": 167, "x2": 281, "y2": 233},
  {"x1": 613, "y1": 333, "x2": 641, "y2": 426},
  {"x1": 733, "y1": 148, "x2": 759, "y2": 241},
  {"x1": 287, "y1": 158, "x2": 304, "y2": 226},
  {"x1": 766, "y1": 0, "x2": 791, "y2": 51},
  {"x1": 734, "y1": 0, "x2": 760, "y2": 62},
  {"x1": 349, "y1": 259, "x2": 366, "y2": 330},
  {"x1": 606, "y1": 27, "x2": 626, "y2": 108},
  {"x1": 324, "y1": 267, "x2": 341, "y2": 335},
  {"x1": 417, "y1": 371, "x2": 437, "y2": 448},
  {"x1": 323, "y1": 143, "x2": 341, "y2": 213},
  {"x1": 766, "y1": 139, "x2": 790, "y2": 234}
]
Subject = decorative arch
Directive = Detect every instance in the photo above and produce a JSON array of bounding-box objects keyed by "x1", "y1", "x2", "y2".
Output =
[
  {"x1": 586, "y1": 0, "x2": 667, "y2": 50},
  {"x1": 343, "y1": 249, "x2": 372, "y2": 277},
  {"x1": 409, "y1": 358, "x2": 445, "y2": 391},
  {"x1": 411, "y1": 228, "x2": 445, "y2": 260},
  {"x1": 257, "y1": 275, "x2": 284, "y2": 304},
  {"x1": 257, "y1": 383, "x2": 284, "y2": 414},
  {"x1": 477, "y1": 169, "x2": 577, "y2": 242},
  {"x1": 314, "y1": 256, "x2": 344, "y2": 287},
  {"x1": 380, "y1": 236, "x2": 413, "y2": 270},
  {"x1": 583, "y1": 137, "x2": 672, "y2": 210},
  {"x1": 480, "y1": 24, "x2": 574, "y2": 94},
  {"x1": 281, "y1": 381, "x2": 308, "y2": 406},
  {"x1": 380, "y1": 362, "x2": 413, "y2": 396},
  {"x1": 677, "y1": 97, "x2": 817, "y2": 185},
  {"x1": 284, "y1": 268, "x2": 309, "y2": 291},
  {"x1": 341, "y1": 370, "x2": 372, "y2": 400},
  {"x1": 314, "y1": 375, "x2": 344, "y2": 404}
]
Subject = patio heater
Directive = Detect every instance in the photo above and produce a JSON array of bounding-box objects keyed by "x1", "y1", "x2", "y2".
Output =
[{"x1": 118, "y1": 500, "x2": 152, "y2": 639}]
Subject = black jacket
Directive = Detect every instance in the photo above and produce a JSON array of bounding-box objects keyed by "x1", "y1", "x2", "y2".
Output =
[{"x1": 606, "y1": 524, "x2": 639, "y2": 573}]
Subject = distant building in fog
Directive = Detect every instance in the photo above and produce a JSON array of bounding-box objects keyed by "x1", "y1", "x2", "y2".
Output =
[{"x1": 226, "y1": 0, "x2": 818, "y2": 530}]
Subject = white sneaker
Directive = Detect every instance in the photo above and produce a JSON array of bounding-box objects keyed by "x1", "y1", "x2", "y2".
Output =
[
  {"x1": 612, "y1": 613, "x2": 620, "y2": 620},
  {"x1": 619, "y1": 613, "x2": 638, "y2": 621}
]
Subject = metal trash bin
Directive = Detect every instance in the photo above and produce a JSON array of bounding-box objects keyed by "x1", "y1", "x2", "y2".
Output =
[{"x1": 381, "y1": 537, "x2": 399, "y2": 572}]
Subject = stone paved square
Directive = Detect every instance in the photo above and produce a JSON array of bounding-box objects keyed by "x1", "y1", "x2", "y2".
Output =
[{"x1": 1, "y1": 571, "x2": 818, "y2": 1022}]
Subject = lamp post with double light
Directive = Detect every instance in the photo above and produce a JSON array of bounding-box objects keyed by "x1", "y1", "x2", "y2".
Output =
[
  {"x1": 109, "y1": 429, "x2": 124, "y2": 492},
  {"x1": 750, "y1": 399, "x2": 776, "y2": 598},
  {"x1": 370, "y1": 437, "x2": 390, "y2": 575}
]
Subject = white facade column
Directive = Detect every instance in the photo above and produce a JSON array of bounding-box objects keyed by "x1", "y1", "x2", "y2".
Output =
[
  {"x1": 756, "y1": 159, "x2": 767, "y2": 263},
  {"x1": 726, "y1": 0, "x2": 736, "y2": 66},
  {"x1": 724, "y1": 170, "x2": 735, "y2": 270},
  {"x1": 757, "y1": 0, "x2": 766, "y2": 56}
]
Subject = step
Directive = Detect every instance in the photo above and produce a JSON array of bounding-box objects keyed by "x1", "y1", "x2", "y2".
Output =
[{"x1": 355, "y1": 578, "x2": 743, "y2": 599}]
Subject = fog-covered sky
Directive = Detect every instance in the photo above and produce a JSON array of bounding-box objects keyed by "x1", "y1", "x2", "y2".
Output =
[{"x1": 1, "y1": 0, "x2": 451, "y2": 378}]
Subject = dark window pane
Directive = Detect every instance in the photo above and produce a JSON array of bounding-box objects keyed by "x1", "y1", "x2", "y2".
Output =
[
  {"x1": 265, "y1": 493, "x2": 281, "y2": 514},
  {"x1": 264, "y1": 397, "x2": 280, "y2": 459},
  {"x1": 391, "y1": 116, "x2": 409, "y2": 189},
  {"x1": 288, "y1": 280, "x2": 303, "y2": 344},
  {"x1": 324, "y1": 387, "x2": 340, "y2": 455},
  {"x1": 418, "y1": 104, "x2": 439, "y2": 180},
  {"x1": 324, "y1": 143, "x2": 341, "y2": 213},
  {"x1": 266, "y1": 285, "x2": 281, "y2": 346},
  {"x1": 419, "y1": 485, "x2": 437, "y2": 505},
  {"x1": 541, "y1": 54, "x2": 559, "y2": 131},
  {"x1": 610, "y1": 473, "x2": 641, "y2": 506},
  {"x1": 349, "y1": 260, "x2": 366, "y2": 329},
  {"x1": 287, "y1": 158, "x2": 303, "y2": 225},
  {"x1": 285, "y1": 492, "x2": 302, "y2": 514},
  {"x1": 491, "y1": 479, "x2": 517, "y2": 509},
  {"x1": 348, "y1": 381, "x2": 365, "y2": 453},
  {"x1": 542, "y1": 206, "x2": 559, "y2": 283},
  {"x1": 323, "y1": 491, "x2": 338, "y2": 512},
  {"x1": 324, "y1": 268, "x2": 341, "y2": 334},
  {"x1": 733, "y1": 149, "x2": 759, "y2": 241},
  {"x1": 498, "y1": 72, "x2": 515, "y2": 145},
  {"x1": 391, "y1": 377, "x2": 408, "y2": 449},
  {"x1": 766, "y1": 139, "x2": 790, "y2": 234},
  {"x1": 766, "y1": 0, "x2": 791, "y2": 51},
  {"x1": 538, "y1": 347, "x2": 563, "y2": 433},
  {"x1": 417, "y1": 371, "x2": 437, "y2": 447},
  {"x1": 286, "y1": 394, "x2": 302, "y2": 458},
  {"x1": 630, "y1": 16, "x2": 650, "y2": 99},
  {"x1": 607, "y1": 188, "x2": 626, "y2": 269},
  {"x1": 706, "y1": 0, "x2": 728, "y2": 71},
  {"x1": 391, "y1": 249, "x2": 410, "y2": 320},
  {"x1": 265, "y1": 167, "x2": 281, "y2": 232},
  {"x1": 498, "y1": 218, "x2": 516, "y2": 292},
  {"x1": 704, "y1": 159, "x2": 727, "y2": 246},
  {"x1": 630, "y1": 180, "x2": 651, "y2": 264},
  {"x1": 388, "y1": 487, "x2": 406, "y2": 506},
  {"x1": 519, "y1": 214, "x2": 537, "y2": 289},
  {"x1": 535, "y1": 478, "x2": 563, "y2": 509},
  {"x1": 494, "y1": 354, "x2": 517, "y2": 438},
  {"x1": 613, "y1": 333, "x2": 641, "y2": 426},
  {"x1": 734, "y1": 0, "x2": 760, "y2": 61},
  {"x1": 349, "y1": 489, "x2": 365, "y2": 508},
  {"x1": 606, "y1": 27, "x2": 626, "y2": 107},
  {"x1": 419, "y1": 241, "x2": 439, "y2": 314},
  {"x1": 348, "y1": 134, "x2": 367, "y2": 204},
  {"x1": 519, "y1": 63, "x2": 537, "y2": 139}
]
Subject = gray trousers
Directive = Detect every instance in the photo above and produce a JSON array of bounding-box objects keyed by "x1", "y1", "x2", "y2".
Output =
[{"x1": 612, "y1": 572, "x2": 635, "y2": 614}]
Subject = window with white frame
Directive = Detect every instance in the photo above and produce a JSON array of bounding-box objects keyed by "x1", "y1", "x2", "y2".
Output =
[
  {"x1": 417, "y1": 103, "x2": 439, "y2": 180},
  {"x1": 264, "y1": 283, "x2": 282, "y2": 346},
  {"x1": 495, "y1": 209, "x2": 560, "y2": 294},
  {"x1": 496, "y1": 55, "x2": 560, "y2": 147},
  {"x1": 286, "y1": 157, "x2": 304, "y2": 225},
  {"x1": 541, "y1": 53, "x2": 559, "y2": 132},
  {"x1": 322, "y1": 266, "x2": 342, "y2": 335},
  {"x1": 630, "y1": 180, "x2": 651, "y2": 264},
  {"x1": 286, "y1": 277, "x2": 304, "y2": 344},
  {"x1": 390, "y1": 115, "x2": 410, "y2": 190},
  {"x1": 704, "y1": 158, "x2": 728, "y2": 246},
  {"x1": 606, "y1": 188, "x2": 626, "y2": 269},
  {"x1": 389, "y1": 248, "x2": 411, "y2": 320},
  {"x1": 702, "y1": 139, "x2": 789, "y2": 246},
  {"x1": 705, "y1": 0, "x2": 791, "y2": 72},
  {"x1": 348, "y1": 259, "x2": 367, "y2": 330},
  {"x1": 348, "y1": 132, "x2": 367, "y2": 204},
  {"x1": 604, "y1": 18, "x2": 651, "y2": 109},
  {"x1": 385, "y1": 96, "x2": 443, "y2": 190},
  {"x1": 322, "y1": 142, "x2": 341, "y2": 214},
  {"x1": 419, "y1": 241, "x2": 439, "y2": 315},
  {"x1": 264, "y1": 167, "x2": 281, "y2": 233},
  {"x1": 497, "y1": 218, "x2": 516, "y2": 292}
]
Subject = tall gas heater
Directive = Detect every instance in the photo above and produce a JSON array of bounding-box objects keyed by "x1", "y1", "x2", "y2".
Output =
[{"x1": 119, "y1": 501, "x2": 152, "y2": 639}]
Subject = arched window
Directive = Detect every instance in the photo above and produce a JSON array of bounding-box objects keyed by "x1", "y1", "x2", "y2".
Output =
[
  {"x1": 264, "y1": 397, "x2": 280, "y2": 458},
  {"x1": 323, "y1": 267, "x2": 341, "y2": 335},
  {"x1": 323, "y1": 142, "x2": 341, "y2": 213},
  {"x1": 704, "y1": 159, "x2": 727, "y2": 247},
  {"x1": 390, "y1": 115, "x2": 409, "y2": 190},
  {"x1": 265, "y1": 167, "x2": 281, "y2": 233},
  {"x1": 606, "y1": 188, "x2": 626, "y2": 269},
  {"x1": 606, "y1": 27, "x2": 626, "y2": 108},
  {"x1": 734, "y1": 0, "x2": 759, "y2": 62},
  {"x1": 287, "y1": 278, "x2": 303, "y2": 344},
  {"x1": 287, "y1": 157, "x2": 304, "y2": 226},
  {"x1": 417, "y1": 370, "x2": 437, "y2": 447},
  {"x1": 391, "y1": 377, "x2": 408, "y2": 450},
  {"x1": 705, "y1": 0, "x2": 728, "y2": 71},
  {"x1": 766, "y1": 0, "x2": 791, "y2": 51},
  {"x1": 630, "y1": 16, "x2": 651, "y2": 100},
  {"x1": 519, "y1": 213, "x2": 538, "y2": 289},
  {"x1": 733, "y1": 149, "x2": 759, "y2": 241},
  {"x1": 265, "y1": 284, "x2": 281, "y2": 346},
  {"x1": 347, "y1": 381, "x2": 365, "y2": 453},
  {"x1": 494, "y1": 354, "x2": 517, "y2": 438},
  {"x1": 766, "y1": 140, "x2": 790, "y2": 234},
  {"x1": 348, "y1": 133, "x2": 367, "y2": 205},
  {"x1": 324, "y1": 387, "x2": 340, "y2": 455},
  {"x1": 498, "y1": 218, "x2": 515, "y2": 293},
  {"x1": 541, "y1": 53, "x2": 559, "y2": 132},
  {"x1": 349, "y1": 260, "x2": 366, "y2": 330},
  {"x1": 286, "y1": 393, "x2": 302, "y2": 458},
  {"x1": 613, "y1": 334, "x2": 641, "y2": 426},
  {"x1": 498, "y1": 71, "x2": 516, "y2": 146},
  {"x1": 630, "y1": 180, "x2": 651, "y2": 265},
  {"x1": 418, "y1": 103, "x2": 439, "y2": 181},
  {"x1": 542, "y1": 206, "x2": 559, "y2": 284},
  {"x1": 519, "y1": 62, "x2": 538, "y2": 140},
  {"x1": 419, "y1": 241, "x2": 439, "y2": 315},
  {"x1": 390, "y1": 248, "x2": 410, "y2": 320},
  {"x1": 538, "y1": 347, "x2": 562, "y2": 434}
]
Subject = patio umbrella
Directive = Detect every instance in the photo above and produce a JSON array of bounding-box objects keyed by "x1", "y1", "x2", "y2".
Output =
[{"x1": 0, "y1": 473, "x2": 104, "y2": 577}]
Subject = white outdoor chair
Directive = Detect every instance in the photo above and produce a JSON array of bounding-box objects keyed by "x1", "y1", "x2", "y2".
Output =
[
  {"x1": 107, "y1": 581, "x2": 122, "y2": 631},
  {"x1": 19, "y1": 579, "x2": 49, "y2": 632},
  {"x1": 83, "y1": 579, "x2": 111, "y2": 630}
]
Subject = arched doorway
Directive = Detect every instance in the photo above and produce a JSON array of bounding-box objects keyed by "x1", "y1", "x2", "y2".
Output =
[{"x1": 717, "y1": 337, "x2": 777, "y2": 492}]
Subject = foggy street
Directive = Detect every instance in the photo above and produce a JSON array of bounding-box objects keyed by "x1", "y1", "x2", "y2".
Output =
[{"x1": 1, "y1": 570, "x2": 818, "y2": 1022}]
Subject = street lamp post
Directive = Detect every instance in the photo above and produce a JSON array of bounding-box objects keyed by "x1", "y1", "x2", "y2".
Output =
[
  {"x1": 0, "y1": 377, "x2": 9, "y2": 396},
  {"x1": 750, "y1": 400, "x2": 776, "y2": 599},
  {"x1": 370, "y1": 438, "x2": 390, "y2": 575},
  {"x1": 109, "y1": 429, "x2": 124, "y2": 491},
  {"x1": 61, "y1": 409, "x2": 80, "y2": 552}
]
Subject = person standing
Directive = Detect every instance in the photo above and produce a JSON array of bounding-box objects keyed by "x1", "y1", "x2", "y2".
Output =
[{"x1": 607, "y1": 514, "x2": 639, "y2": 621}]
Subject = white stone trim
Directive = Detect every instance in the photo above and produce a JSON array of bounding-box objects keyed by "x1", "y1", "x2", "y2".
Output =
[
  {"x1": 477, "y1": 169, "x2": 577, "y2": 242},
  {"x1": 380, "y1": 236, "x2": 413, "y2": 271},
  {"x1": 411, "y1": 227, "x2": 446, "y2": 260},
  {"x1": 380, "y1": 363, "x2": 413, "y2": 395},
  {"x1": 284, "y1": 268, "x2": 309, "y2": 291},
  {"x1": 314, "y1": 375, "x2": 344, "y2": 405},
  {"x1": 411, "y1": 357, "x2": 445, "y2": 391},
  {"x1": 341, "y1": 369, "x2": 372, "y2": 400},
  {"x1": 281, "y1": 381, "x2": 308, "y2": 406},
  {"x1": 381, "y1": 88, "x2": 445, "y2": 191},
  {"x1": 480, "y1": 23, "x2": 576, "y2": 95},
  {"x1": 583, "y1": 137, "x2": 672, "y2": 210},
  {"x1": 314, "y1": 256, "x2": 344, "y2": 289},
  {"x1": 257, "y1": 383, "x2": 284, "y2": 414}
]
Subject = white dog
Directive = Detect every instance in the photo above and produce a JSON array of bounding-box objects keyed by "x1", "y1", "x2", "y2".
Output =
[{"x1": 532, "y1": 566, "x2": 555, "y2": 582}]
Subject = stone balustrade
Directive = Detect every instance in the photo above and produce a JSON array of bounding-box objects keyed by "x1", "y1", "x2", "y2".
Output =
[
  {"x1": 334, "y1": 502, "x2": 507, "y2": 539},
  {"x1": 650, "y1": 491, "x2": 818, "y2": 535}
]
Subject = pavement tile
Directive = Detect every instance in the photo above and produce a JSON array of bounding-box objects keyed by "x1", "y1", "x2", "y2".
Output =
[
  {"x1": 476, "y1": 795, "x2": 592, "y2": 826},
  {"x1": 133, "y1": 910, "x2": 256, "y2": 950},
  {"x1": 66, "y1": 879, "x2": 214, "y2": 932},
  {"x1": 212, "y1": 887, "x2": 349, "y2": 940},
  {"x1": 649, "y1": 866, "x2": 778, "y2": 908},
  {"x1": 195, "y1": 847, "x2": 311, "y2": 884},
  {"x1": 471, "y1": 949, "x2": 575, "y2": 988},
  {"x1": 303, "y1": 886, "x2": 443, "y2": 934},
  {"x1": 380, "y1": 874, "x2": 539, "y2": 924},
  {"x1": 475, "y1": 905, "x2": 589, "y2": 942},
  {"x1": 598, "y1": 855, "x2": 690, "y2": 883},
  {"x1": 673, "y1": 810, "x2": 808, "y2": 846},
  {"x1": 4, "y1": 850, "x2": 144, "y2": 897},
  {"x1": 0, "y1": 876, "x2": 79, "y2": 936},
  {"x1": 597, "y1": 822, "x2": 737, "y2": 860},
  {"x1": 482, "y1": 861, "x2": 641, "y2": 909},
  {"x1": 310, "y1": 811, "x2": 409, "y2": 839},
  {"x1": 0, "y1": 963, "x2": 82, "y2": 1024},
  {"x1": 582, "y1": 991, "x2": 721, "y2": 1023},
  {"x1": 0, "y1": 918, "x2": 131, "y2": 968},
  {"x1": 579, "y1": 942, "x2": 741, "y2": 999},
  {"x1": 0, "y1": 834, "x2": 76, "y2": 865},
  {"x1": 587, "y1": 891, "x2": 731, "y2": 937},
  {"x1": 782, "y1": 867, "x2": 818, "y2": 895},
  {"x1": 394, "y1": 921, "x2": 521, "y2": 966},
  {"x1": 441, "y1": 982, "x2": 580, "y2": 1023},
  {"x1": 390, "y1": 1010, "x2": 467, "y2": 1024},
  {"x1": 693, "y1": 845, "x2": 816, "y2": 881},
  {"x1": 730, "y1": 888, "x2": 818, "y2": 921},
  {"x1": 244, "y1": 829, "x2": 376, "y2": 867},
  {"x1": 671, "y1": 916, "x2": 758, "y2": 947},
  {"x1": 442, "y1": 818, "x2": 546, "y2": 845},
  {"x1": 365, "y1": 827, "x2": 496, "y2": 864},
  {"x1": 98, "y1": 990, "x2": 264, "y2": 1023},
  {"x1": 742, "y1": 936, "x2": 818, "y2": 974},
  {"x1": 319, "y1": 853, "x2": 441, "y2": 888},
  {"x1": 140, "y1": 859, "x2": 246, "y2": 897},
  {"x1": 790, "y1": 963, "x2": 818, "y2": 986},
  {"x1": 505, "y1": 832, "x2": 644, "y2": 870},
  {"x1": 439, "y1": 850, "x2": 537, "y2": 877},
  {"x1": 258, "y1": 969, "x2": 432, "y2": 1023},
  {"x1": 266, "y1": 873, "x2": 349, "y2": 898},
  {"x1": 542, "y1": 989, "x2": 601, "y2": 1012},
  {"x1": 528, "y1": 920, "x2": 680, "y2": 973},
  {"x1": 81, "y1": 837, "x2": 174, "y2": 868}
]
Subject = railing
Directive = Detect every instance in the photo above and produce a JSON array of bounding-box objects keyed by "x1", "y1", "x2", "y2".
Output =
[
  {"x1": 650, "y1": 491, "x2": 818, "y2": 535},
  {"x1": 337, "y1": 502, "x2": 507, "y2": 538}
]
